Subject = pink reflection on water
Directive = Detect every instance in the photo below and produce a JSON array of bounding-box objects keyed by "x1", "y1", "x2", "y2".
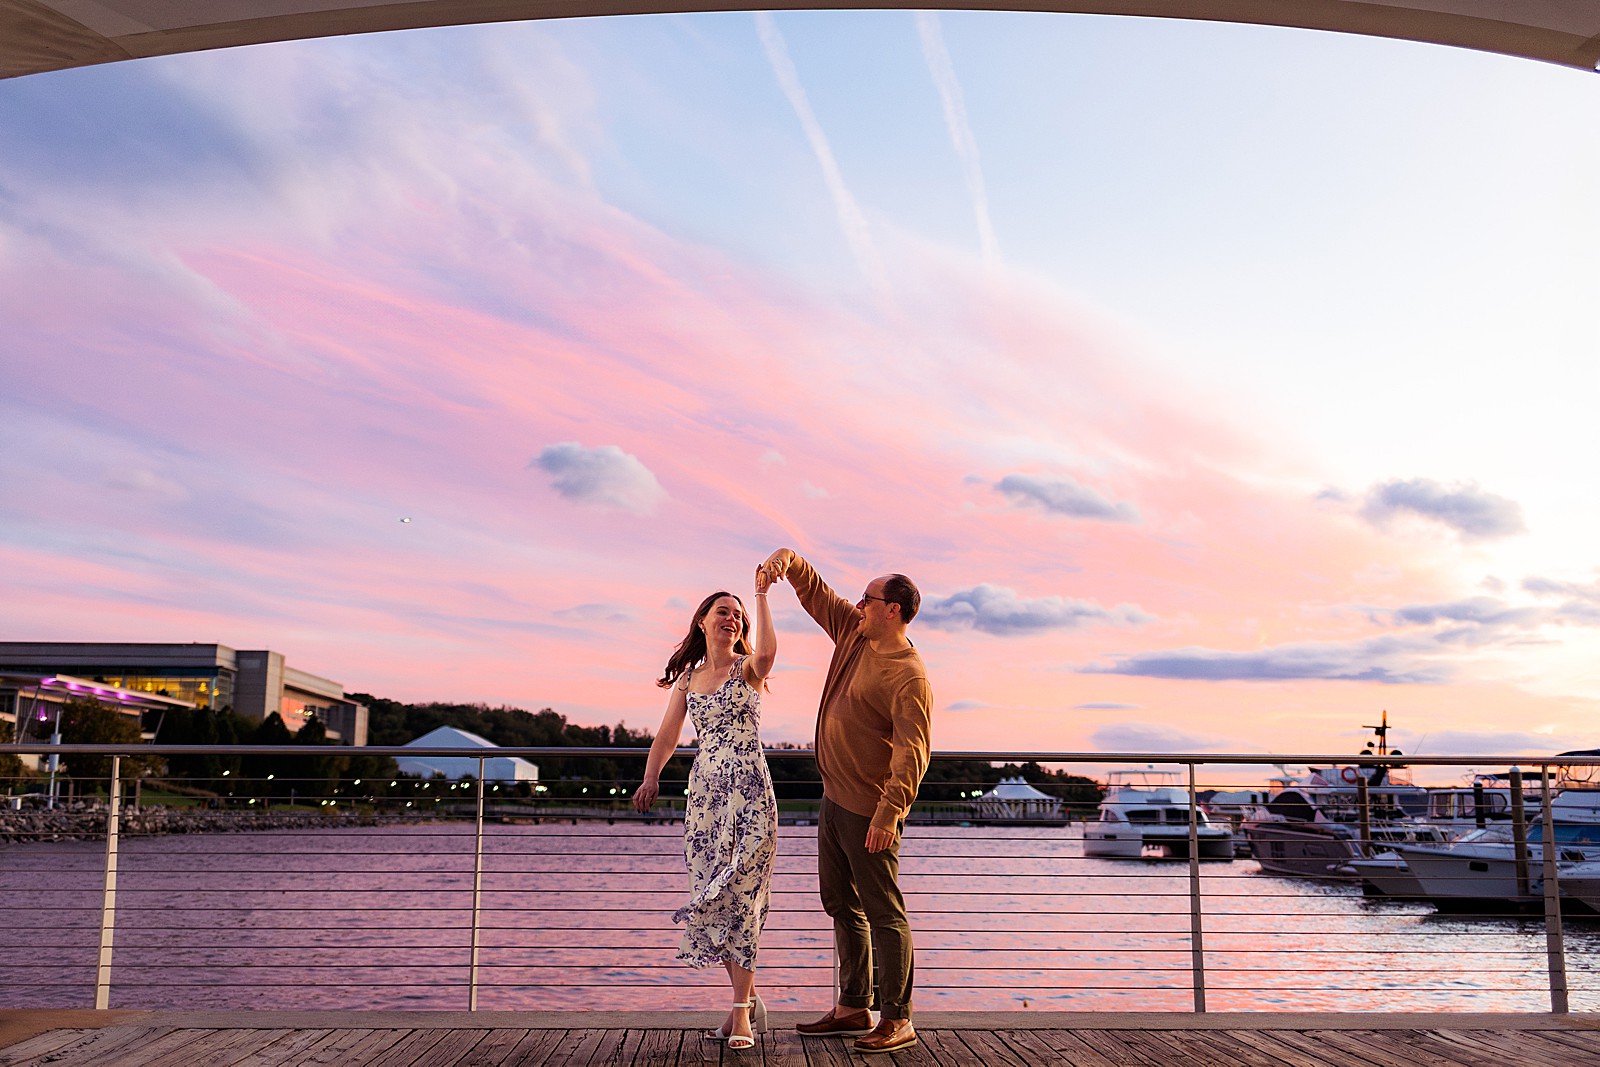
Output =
[{"x1": 1, "y1": 823, "x2": 1595, "y2": 1012}]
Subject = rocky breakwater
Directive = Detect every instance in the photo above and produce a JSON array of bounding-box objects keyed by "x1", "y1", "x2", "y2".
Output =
[{"x1": 0, "y1": 805, "x2": 419, "y2": 844}]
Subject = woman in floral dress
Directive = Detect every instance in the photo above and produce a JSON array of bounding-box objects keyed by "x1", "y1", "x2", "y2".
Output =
[{"x1": 635, "y1": 572, "x2": 779, "y2": 1049}]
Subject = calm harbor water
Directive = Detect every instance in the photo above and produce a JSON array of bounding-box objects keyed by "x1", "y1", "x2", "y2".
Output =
[{"x1": 5, "y1": 821, "x2": 1598, "y2": 1012}]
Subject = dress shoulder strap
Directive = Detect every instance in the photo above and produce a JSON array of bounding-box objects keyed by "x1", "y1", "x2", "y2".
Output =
[{"x1": 728, "y1": 655, "x2": 746, "y2": 681}]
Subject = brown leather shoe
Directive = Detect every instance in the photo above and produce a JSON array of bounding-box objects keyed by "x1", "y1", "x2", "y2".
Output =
[
  {"x1": 795, "y1": 1007, "x2": 875, "y2": 1036},
  {"x1": 854, "y1": 1017, "x2": 917, "y2": 1054}
]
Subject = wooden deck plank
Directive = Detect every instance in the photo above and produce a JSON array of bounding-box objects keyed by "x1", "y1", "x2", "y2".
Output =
[
  {"x1": 407, "y1": 1028, "x2": 493, "y2": 1067},
  {"x1": 1227, "y1": 1029, "x2": 1344, "y2": 1067},
  {"x1": 1065, "y1": 1029, "x2": 1164, "y2": 1065},
  {"x1": 1135, "y1": 1028, "x2": 1276, "y2": 1067},
  {"x1": 164, "y1": 1027, "x2": 294, "y2": 1067},
  {"x1": 915, "y1": 1028, "x2": 983, "y2": 1065},
  {"x1": 1024, "y1": 1029, "x2": 1124, "y2": 1067},
  {"x1": 911, "y1": 1028, "x2": 966, "y2": 1066},
  {"x1": 1379, "y1": 1028, "x2": 1531, "y2": 1067},
  {"x1": 792, "y1": 1033, "x2": 859, "y2": 1067},
  {"x1": 951, "y1": 1029, "x2": 1028, "y2": 1066},
  {"x1": 72, "y1": 1027, "x2": 210, "y2": 1067},
  {"x1": 219, "y1": 1027, "x2": 342, "y2": 1067},
  {"x1": 545, "y1": 1029, "x2": 609, "y2": 1067},
  {"x1": 1419, "y1": 1029, "x2": 1570, "y2": 1067},
  {"x1": 1313, "y1": 1029, "x2": 1458, "y2": 1067},
  {"x1": 292, "y1": 1028, "x2": 413, "y2": 1067},
  {"x1": 1174, "y1": 1028, "x2": 1292, "y2": 1067},
  {"x1": 351, "y1": 1029, "x2": 459, "y2": 1067},
  {"x1": 1512, "y1": 1029, "x2": 1600, "y2": 1059},
  {"x1": 1115, "y1": 1029, "x2": 1240, "y2": 1067},
  {"x1": 14, "y1": 1020, "x2": 1600, "y2": 1067},
  {"x1": 31, "y1": 1026, "x2": 171, "y2": 1067},
  {"x1": 1236, "y1": 1029, "x2": 1381, "y2": 1067},
  {"x1": 755, "y1": 1026, "x2": 804, "y2": 1067},
  {"x1": 456, "y1": 1028, "x2": 565, "y2": 1067},
  {"x1": 577, "y1": 1030, "x2": 629, "y2": 1067},
  {"x1": 996, "y1": 1029, "x2": 1104, "y2": 1067},
  {"x1": 597, "y1": 1029, "x2": 646, "y2": 1067},
  {"x1": 0, "y1": 1028, "x2": 100, "y2": 1066},
  {"x1": 672, "y1": 1030, "x2": 722, "y2": 1067},
  {"x1": 627, "y1": 1029, "x2": 682, "y2": 1067}
]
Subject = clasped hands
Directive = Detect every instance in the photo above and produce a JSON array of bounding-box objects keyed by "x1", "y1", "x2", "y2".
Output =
[{"x1": 756, "y1": 548, "x2": 791, "y2": 595}]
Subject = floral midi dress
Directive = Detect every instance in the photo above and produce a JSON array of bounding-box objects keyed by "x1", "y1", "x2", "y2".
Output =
[{"x1": 673, "y1": 655, "x2": 779, "y2": 970}]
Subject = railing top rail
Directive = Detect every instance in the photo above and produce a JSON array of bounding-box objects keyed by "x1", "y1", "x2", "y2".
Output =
[{"x1": 2, "y1": 743, "x2": 1599, "y2": 767}]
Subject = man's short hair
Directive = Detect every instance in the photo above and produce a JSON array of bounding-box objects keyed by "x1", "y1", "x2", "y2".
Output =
[{"x1": 883, "y1": 574, "x2": 920, "y2": 624}]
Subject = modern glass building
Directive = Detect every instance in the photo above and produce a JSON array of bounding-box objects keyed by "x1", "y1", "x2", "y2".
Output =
[{"x1": 0, "y1": 643, "x2": 367, "y2": 745}]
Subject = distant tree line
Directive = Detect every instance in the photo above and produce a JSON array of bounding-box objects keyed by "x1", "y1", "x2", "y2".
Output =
[{"x1": 6, "y1": 694, "x2": 1101, "y2": 810}]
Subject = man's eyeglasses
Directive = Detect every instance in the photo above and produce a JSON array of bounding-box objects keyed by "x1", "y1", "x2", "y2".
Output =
[{"x1": 859, "y1": 594, "x2": 890, "y2": 605}]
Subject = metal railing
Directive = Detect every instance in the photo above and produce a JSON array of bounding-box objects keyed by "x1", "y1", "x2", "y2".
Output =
[{"x1": 3, "y1": 743, "x2": 1599, "y2": 1014}]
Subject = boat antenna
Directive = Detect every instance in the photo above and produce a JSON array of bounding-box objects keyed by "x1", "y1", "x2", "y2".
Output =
[{"x1": 1361, "y1": 710, "x2": 1391, "y2": 757}]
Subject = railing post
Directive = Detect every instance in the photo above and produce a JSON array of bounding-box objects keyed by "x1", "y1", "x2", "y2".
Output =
[
  {"x1": 1510, "y1": 767, "x2": 1530, "y2": 898},
  {"x1": 469, "y1": 756, "x2": 486, "y2": 1011},
  {"x1": 1539, "y1": 765, "x2": 1568, "y2": 1013},
  {"x1": 95, "y1": 755, "x2": 122, "y2": 1009},
  {"x1": 1187, "y1": 763, "x2": 1206, "y2": 1013}
]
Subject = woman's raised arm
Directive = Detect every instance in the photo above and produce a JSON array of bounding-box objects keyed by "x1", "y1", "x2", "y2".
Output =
[{"x1": 748, "y1": 566, "x2": 778, "y2": 687}]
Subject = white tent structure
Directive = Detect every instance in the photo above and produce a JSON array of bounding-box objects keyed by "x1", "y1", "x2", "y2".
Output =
[
  {"x1": 396, "y1": 725, "x2": 539, "y2": 783},
  {"x1": 6, "y1": 1, "x2": 1600, "y2": 81},
  {"x1": 971, "y1": 775, "x2": 1063, "y2": 821}
]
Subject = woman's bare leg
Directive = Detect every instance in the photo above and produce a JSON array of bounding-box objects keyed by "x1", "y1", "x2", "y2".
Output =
[{"x1": 719, "y1": 960, "x2": 756, "y2": 1041}]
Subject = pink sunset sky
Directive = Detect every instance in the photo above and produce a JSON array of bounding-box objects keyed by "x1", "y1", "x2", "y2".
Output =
[{"x1": 3, "y1": 12, "x2": 1599, "y2": 771}]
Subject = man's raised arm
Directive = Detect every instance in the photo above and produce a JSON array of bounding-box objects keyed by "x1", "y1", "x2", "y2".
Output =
[{"x1": 762, "y1": 548, "x2": 855, "y2": 644}]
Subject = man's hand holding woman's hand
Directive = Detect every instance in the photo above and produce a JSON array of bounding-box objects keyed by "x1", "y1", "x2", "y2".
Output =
[{"x1": 758, "y1": 549, "x2": 792, "y2": 591}]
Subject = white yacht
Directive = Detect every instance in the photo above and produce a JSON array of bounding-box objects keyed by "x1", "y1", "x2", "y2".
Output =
[
  {"x1": 1082, "y1": 768, "x2": 1234, "y2": 860},
  {"x1": 1559, "y1": 859, "x2": 1600, "y2": 912},
  {"x1": 1388, "y1": 790, "x2": 1600, "y2": 905},
  {"x1": 1240, "y1": 764, "x2": 1442, "y2": 880}
]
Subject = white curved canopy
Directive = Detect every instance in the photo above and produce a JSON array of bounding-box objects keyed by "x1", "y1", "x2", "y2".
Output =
[{"x1": 4, "y1": 1, "x2": 1600, "y2": 80}]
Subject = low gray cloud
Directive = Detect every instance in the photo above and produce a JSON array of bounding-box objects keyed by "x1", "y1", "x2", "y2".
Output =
[
  {"x1": 1074, "y1": 702, "x2": 1140, "y2": 710},
  {"x1": 1524, "y1": 576, "x2": 1600, "y2": 603},
  {"x1": 1359, "y1": 478, "x2": 1525, "y2": 541},
  {"x1": 1083, "y1": 634, "x2": 1451, "y2": 685},
  {"x1": 1090, "y1": 723, "x2": 1229, "y2": 752},
  {"x1": 1392, "y1": 597, "x2": 1543, "y2": 642},
  {"x1": 1391, "y1": 593, "x2": 1600, "y2": 641},
  {"x1": 994, "y1": 474, "x2": 1138, "y2": 523},
  {"x1": 920, "y1": 584, "x2": 1153, "y2": 635},
  {"x1": 945, "y1": 699, "x2": 990, "y2": 711},
  {"x1": 533, "y1": 442, "x2": 665, "y2": 514}
]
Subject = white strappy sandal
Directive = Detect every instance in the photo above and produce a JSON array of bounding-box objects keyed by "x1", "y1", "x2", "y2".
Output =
[{"x1": 707, "y1": 993, "x2": 766, "y2": 1050}]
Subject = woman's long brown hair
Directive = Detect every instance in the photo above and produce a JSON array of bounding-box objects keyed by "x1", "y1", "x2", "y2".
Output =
[{"x1": 657, "y1": 591, "x2": 753, "y2": 688}]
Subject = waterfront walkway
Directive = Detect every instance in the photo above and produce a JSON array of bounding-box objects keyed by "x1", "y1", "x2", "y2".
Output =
[{"x1": 4, "y1": 1011, "x2": 1600, "y2": 1066}]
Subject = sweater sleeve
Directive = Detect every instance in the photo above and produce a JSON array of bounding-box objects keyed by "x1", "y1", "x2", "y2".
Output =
[
  {"x1": 871, "y1": 674, "x2": 933, "y2": 832},
  {"x1": 786, "y1": 553, "x2": 856, "y2": 644}
]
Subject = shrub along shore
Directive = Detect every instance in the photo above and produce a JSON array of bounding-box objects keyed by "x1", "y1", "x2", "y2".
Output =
[{"x1": 0, "y1": 805, "x2": 422, "y2": 845}]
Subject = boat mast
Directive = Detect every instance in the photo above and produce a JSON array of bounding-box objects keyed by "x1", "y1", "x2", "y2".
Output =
[{"x1": 1361, "y1": 710, "x2": 1392, "y2": 757}]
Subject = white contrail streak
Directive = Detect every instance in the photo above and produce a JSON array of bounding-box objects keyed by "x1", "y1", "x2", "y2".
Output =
[
  {"x1": 916, "y1": 12, "x2": 1001, "y2": 271},
  {"x1": 754, "y1": 12, "x2": 889, "y2": 298}
]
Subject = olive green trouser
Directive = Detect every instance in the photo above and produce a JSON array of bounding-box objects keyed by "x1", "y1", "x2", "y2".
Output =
[{"x1": 817, "y1": 796, "x2": 913, "y2": 1020}]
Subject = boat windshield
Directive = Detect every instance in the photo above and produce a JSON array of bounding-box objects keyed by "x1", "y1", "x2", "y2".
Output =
[{"x1": 1528, "y1": 823, "x2": 1600, "y2": 845}]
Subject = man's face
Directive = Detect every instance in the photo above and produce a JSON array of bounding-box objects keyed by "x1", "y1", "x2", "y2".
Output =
[{"x1": 855, "y1": 577, "x2": 897, "y2": 638}]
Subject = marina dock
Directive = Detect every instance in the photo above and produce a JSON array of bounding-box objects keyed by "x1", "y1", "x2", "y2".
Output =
[{"x1": 4, "y1": 1011, "x2": 1600, "y2": 1066}]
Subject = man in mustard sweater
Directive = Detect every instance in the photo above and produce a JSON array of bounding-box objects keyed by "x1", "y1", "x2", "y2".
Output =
[{"x1": 760, "y1": 548, "x2": 932, "y2": 1055}]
